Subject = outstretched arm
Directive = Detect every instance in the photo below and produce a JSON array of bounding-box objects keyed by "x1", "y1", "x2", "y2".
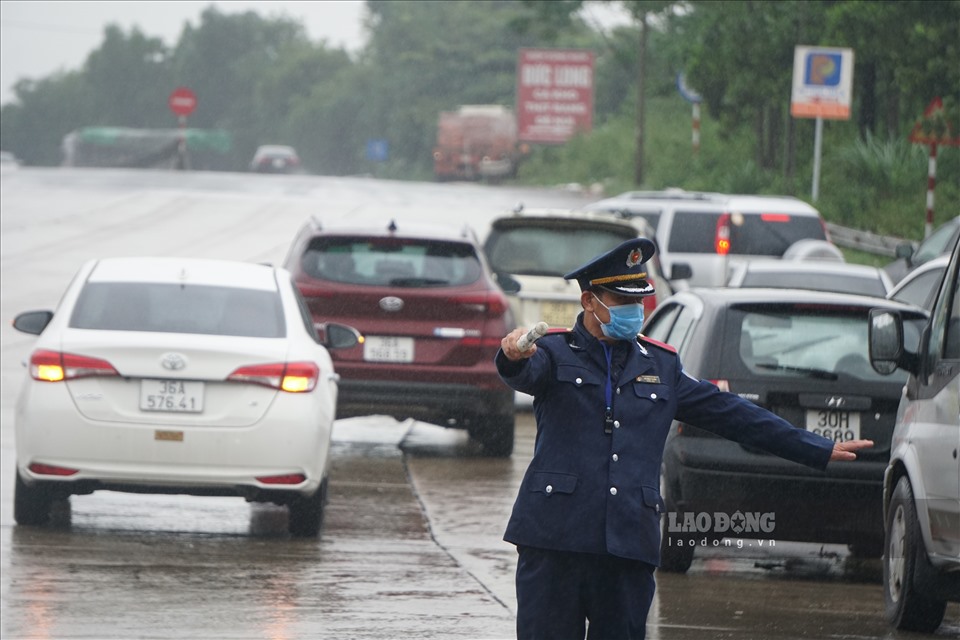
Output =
[{"x1": 830, "y1": 439, "x2": 874, "y2": 461}]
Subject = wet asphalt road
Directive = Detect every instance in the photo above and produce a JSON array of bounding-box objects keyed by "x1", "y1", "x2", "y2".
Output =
[
  {"x1": 4, "y1": 413, "x2": 958, "y2": 639},
  {"x1": 1, "y1": 168, "x2": 957, "y2": 639}
]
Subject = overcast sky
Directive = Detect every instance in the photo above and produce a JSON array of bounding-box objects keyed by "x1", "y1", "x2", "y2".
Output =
[
  {"x1": 0, "y1": 1, "x2": 630, "y2": 107},
  {"x1": 0, "y1": 1, "x2": 368, "y2": 105}
]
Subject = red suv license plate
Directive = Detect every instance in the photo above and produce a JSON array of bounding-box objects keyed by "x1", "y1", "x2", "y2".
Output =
[{"x1": 363, "y1": 336, "x2": 414, "y2": 363}]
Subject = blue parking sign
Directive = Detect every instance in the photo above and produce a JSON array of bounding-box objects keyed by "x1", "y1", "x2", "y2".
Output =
[
  {"x1": 804, "y1": 52, "x2": 843, "y2": 87},
  {"x1": 791, "y1": 46, "x2": 853, "y2": 120}
]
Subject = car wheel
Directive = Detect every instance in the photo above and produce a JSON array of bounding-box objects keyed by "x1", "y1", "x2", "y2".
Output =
[
  {"x1": 288, "y1": 477, "x2": 328, "y2": 538},
  {"x1": 884, "y1": 476, "x2": 947, "y2": 632},
  {"x1": 14, "y1": 469, "x2": 54, "y2": 526},
  {"x1": 469, "y1": 414, "x2": 515, "y2": 457},
  {"x1": 659, "y1": 470, "x2": 695, "y2": 573}
]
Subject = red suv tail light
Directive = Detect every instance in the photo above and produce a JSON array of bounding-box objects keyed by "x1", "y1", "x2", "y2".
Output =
[
  {"x1": 227, "y1": 362, "x2": 319, "y2": 392},
  {"x1": 30, "y1": 350, "x2": 119, "y2": 382},
  {"x1": 449, "y1": 291, "x2": 510, "y2": 317}
]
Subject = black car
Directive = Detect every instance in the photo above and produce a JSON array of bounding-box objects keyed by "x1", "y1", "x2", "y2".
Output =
[{"x1": 643, "y1": 287, "x2": 924, "y2": 572}]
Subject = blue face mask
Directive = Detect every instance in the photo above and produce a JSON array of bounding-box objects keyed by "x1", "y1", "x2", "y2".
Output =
[{"x1": 593, "y1": 295, "x2": 645, "y2": 341}]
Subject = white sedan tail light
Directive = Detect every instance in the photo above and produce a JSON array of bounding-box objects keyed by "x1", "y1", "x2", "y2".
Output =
[
  {"x1": 227, "y1": 362, "x2": 320, "y2": 392},
  {"x1": 30, "y1": 350, "x2": 119, "y2": 382}
]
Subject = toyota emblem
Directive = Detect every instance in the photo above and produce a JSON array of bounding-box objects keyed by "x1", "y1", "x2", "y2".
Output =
[
  {"x1": 160, "y1": 353, "x2": 188, "y2": 371},
  {"x1": 379, "y1": 296, "x2": 404, "y2": 312}
]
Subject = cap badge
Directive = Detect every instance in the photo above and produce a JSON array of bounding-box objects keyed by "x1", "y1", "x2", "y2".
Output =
[{"x1": 626, "y1": 249, "x2": 642, "y2": 268}]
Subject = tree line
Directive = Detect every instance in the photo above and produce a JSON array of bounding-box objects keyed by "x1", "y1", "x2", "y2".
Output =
[{"x1": 1, "y1": 0, "x2": 957, "y2": 192}]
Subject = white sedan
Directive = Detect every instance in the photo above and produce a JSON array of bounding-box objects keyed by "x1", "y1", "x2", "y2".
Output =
[{"x1": 12, "y1": 257, "x2": 358, "y2": 537}]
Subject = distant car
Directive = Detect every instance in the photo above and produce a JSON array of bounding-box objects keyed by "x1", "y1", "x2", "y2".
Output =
[
  {"x1": 644, "y1": 287, "x2": 923, "y2": 572},
  {"x1": 283, "y1": 218, "x2": 517, "y2": 456},
  {"x1": 249, "y1": 145, "x2": 302, "y2": 174},
  {"x1": 727, "y1": 259, "x2": 894, "y2": 297},
  {"x1": 586, "y1": 189, "x2": 829, "y2": 287},
  {"x1": 887, "y1": 254, "x2": 950, "y2": 310},
  {"x1": 1, "y1": 150, "x2": 22, "y2": 168},
  {"x1": 482, "y1": 207, "x2": 674, "y2": 331},
  {"x1": 884, "y1": 216, "x2": 960, "y2": 283},
  {"x1": 869, "y1": 236, "x2": 960, "y2": 632},
  {"x1": 12, "y1": 257, "x2": 358, "y2": 537}
]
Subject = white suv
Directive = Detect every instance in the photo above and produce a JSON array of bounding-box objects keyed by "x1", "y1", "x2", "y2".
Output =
[
  {"x1": 482, "y1": 207, "x2": 671, "y2": 330},
  {"x1": 869, "y1": 236, "x2": 960, "y2": 632},
  {"x1": 586, "y1": 189, "x2": 831, "y2": 287}
]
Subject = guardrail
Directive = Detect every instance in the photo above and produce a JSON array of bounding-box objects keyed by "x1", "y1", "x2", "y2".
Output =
[{"x1": 826, "y1": 223, "x2": 912, "y2": 257}]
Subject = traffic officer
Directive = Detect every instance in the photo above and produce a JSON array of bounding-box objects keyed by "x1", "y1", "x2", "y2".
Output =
[{"x1": 496, "y1": 237, "x2": 873, "y2": 640}]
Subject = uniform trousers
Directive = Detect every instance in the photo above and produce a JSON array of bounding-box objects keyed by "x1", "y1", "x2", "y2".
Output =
[{"x1": 515, "y1": 546, "x2": 656, "y2": 640}]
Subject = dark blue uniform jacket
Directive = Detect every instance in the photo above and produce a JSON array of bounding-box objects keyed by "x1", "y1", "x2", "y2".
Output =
[{"x1": 496, "y1": 316, "x2": 834, "y2": 567}]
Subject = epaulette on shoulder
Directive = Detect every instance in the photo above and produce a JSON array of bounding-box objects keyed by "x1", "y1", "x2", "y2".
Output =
[
  {"x1": 546, "y1": 327, "x2": 572, "y2": 336},
  {"x1": 639, "y1": 334, "x2": 677, "y2": 353}
]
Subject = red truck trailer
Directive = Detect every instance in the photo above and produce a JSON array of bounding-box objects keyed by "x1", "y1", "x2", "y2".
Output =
[{"x1": 433, "y1": 105, "x2": 525, "y2": 181}]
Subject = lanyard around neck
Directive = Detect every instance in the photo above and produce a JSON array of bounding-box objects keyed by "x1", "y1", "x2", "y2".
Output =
[{"x1": 600, "y1": 342, "x2": 614, "y2": 434}]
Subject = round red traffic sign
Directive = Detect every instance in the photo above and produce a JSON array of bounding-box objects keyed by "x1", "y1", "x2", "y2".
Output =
[{"x1": 168, "y1": 86, "x2": 197, "y2": 117}]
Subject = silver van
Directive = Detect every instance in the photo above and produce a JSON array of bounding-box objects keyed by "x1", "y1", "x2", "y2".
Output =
[
  {"x1": 586, "y1": 189, "x2": 831, "y2": 287},
  {"x1": 869, "y1": 236, "x2": 960, "y2": 632}
]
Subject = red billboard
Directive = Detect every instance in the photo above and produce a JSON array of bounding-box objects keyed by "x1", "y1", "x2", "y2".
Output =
[{"x1": 517, "y1": 48, "x2": 594, "y2": 144}]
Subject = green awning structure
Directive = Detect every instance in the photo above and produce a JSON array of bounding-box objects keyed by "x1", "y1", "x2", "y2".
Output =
[
  {"x1": 62, "y1": 127, "x2": 234, "y2": 169},
  {"x1": 74, "y1": 127, "x2": 232, "y2": 152}
]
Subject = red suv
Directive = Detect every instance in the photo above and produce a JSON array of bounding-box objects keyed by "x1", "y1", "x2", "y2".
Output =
[{"x1": 284, "y1": 218, "x2": 517, "y2": 456}]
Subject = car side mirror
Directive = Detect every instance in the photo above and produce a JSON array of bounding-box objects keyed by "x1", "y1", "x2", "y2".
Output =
[
  {"x1": 315, "y1": 322, "x2": 361, "y2": 350},
  {"x1": 895, "y1": 242, "x2": 915, "y2": 263},
  {"x1": 495, "y1": 272, "x2": 522, "y2": 294},
  {"x1": 868, "y1": 310, "x2": 902, "y2": 375},
  {"x1": 13, "y1": 310, "x2": 53, "y2": 335},
  {"x1": 868, "y1": 308, "x2": 925, "y2": 376},
  {"x1": 669, "y1": 263, "x2": 693, "y2": 281}
]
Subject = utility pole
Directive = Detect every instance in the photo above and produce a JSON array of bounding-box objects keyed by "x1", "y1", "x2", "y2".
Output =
[{"x1": 634, "y1": 13, "x2": 648, "y2": 186}]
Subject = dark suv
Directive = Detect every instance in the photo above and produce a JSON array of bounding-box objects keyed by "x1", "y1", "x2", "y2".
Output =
[
  {"x1": 284, "y1": 218, "x2": 517, "y2": 456},
  {"x1": 643, "y1": 287, "x2": 922, "y2": 571}
]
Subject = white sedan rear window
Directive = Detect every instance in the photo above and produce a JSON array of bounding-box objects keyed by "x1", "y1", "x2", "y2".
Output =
[{"x1": 70, "y1": 282, "x2": 286, "y2": 337}]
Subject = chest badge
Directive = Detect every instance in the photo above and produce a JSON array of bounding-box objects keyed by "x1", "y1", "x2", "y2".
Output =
[{"x1": 637, "y1": 374, "x2": 660, "y2": 383}]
